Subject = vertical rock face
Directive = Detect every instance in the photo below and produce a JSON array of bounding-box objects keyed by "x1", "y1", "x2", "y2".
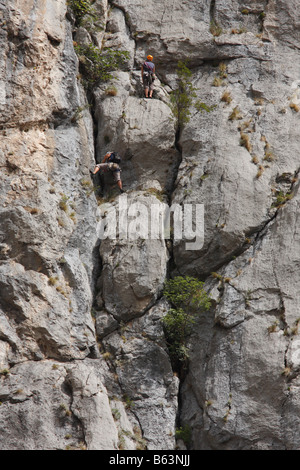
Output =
[{"x1": 1, "y1": 0, "x2": 300, "y2": 450}]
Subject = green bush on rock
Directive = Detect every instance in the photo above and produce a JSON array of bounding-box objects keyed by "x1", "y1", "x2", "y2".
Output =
[
  {"x1": 169, "y1": 61, "x2": 216, "y2": 134},
  {"x1": 162, "y1": 276, "x2": 211, "y2": 369}
]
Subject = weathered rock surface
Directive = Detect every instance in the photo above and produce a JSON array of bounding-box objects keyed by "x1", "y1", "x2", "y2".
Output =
[
  {"x1": 94, "y1": 73, "x2": 180, "y2": 193},
  {"x1": 0, "y1": 359, "x2": 125, "y2": 450},
  {"x1": 0, "y1": 0, "x2": 98, "y2": 365},
  {"x1": 0, "y1": 0, "x2": 178, "y2": 450},
  {"x1": 1, "y1": 0, "x2": 300, "y2": 451},
  {"x1": 180, "y1": 186, "x2": 300, "y2": 449}
]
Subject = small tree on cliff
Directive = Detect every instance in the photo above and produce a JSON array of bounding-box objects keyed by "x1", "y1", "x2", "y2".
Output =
[{"x1": 162, "y1": 276, "x2": 211, "y2": 372}]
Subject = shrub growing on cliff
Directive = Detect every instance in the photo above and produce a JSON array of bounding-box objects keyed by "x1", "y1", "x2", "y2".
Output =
[
  {"x1": 67, "y1": 0, "x2": 96, "y2": 25},
  {"x1": 162, "y1": 276, "x2": 211, "y2": 369},
  {"x1": 169, "y1": 61, "x2": 216, "y2": 134},
  {"x1": 169, "y1": 61, "x2": 197, "y2": 131},
  {"x1": 175, "y1": 424, "x2": 192, "y2": 446}
]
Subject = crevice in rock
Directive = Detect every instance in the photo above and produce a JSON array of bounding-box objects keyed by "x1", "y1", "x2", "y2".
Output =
[
  {"x1": 209, "y1": 0, "x2": 216, "y2": 24},
  {"x1": 97, "y1": 290, "x2": 165, "y2": 340},
  {"x1": 109, "y1": 0, "x2": 132, "y2": 36}
]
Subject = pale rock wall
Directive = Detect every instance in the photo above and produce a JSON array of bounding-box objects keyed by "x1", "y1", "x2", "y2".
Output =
[{"x1": 0, "y1": 0, "x2": 178, "y2": 450}]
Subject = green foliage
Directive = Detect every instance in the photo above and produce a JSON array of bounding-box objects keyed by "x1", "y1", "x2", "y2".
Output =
[
  {"x1": 272, "y1": 190, "x2": 293, "y2": 208},
  {"x1": 163, "y1": 275, "x2": 211, "y2": 311},
  {"x1": 67, "y1": 0, "x2": 96, "y2": 24},
  {"x1": 169, "y1": 61, "x2": 197, "y2": 130},
  {"x1": 162, "y1": 276, "x2": 211, "y2": 368},
  {"x1": 210, "y1": 20, "x2": 223, "y2": 36},
  {"x1": 169, "y1": 61, "x2": 216, "y2": 132},
  {"x1": 75, "y1": 43, "x2": 129, "y2": 88},
  {"x1": 175, "y1": 425, "x2": 192, "y2": 446},
  {"x1": 71, "y1": 103, "x2": 92, "y2": 123}
]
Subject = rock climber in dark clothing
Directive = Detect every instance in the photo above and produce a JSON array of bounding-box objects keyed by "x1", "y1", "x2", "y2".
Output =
[
  {"x1": 92, "y1": 151, "x2": 124, "y2": 193},
  {"x1": 141, "y1": 54, "x2": 156, "y2": 98}
]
